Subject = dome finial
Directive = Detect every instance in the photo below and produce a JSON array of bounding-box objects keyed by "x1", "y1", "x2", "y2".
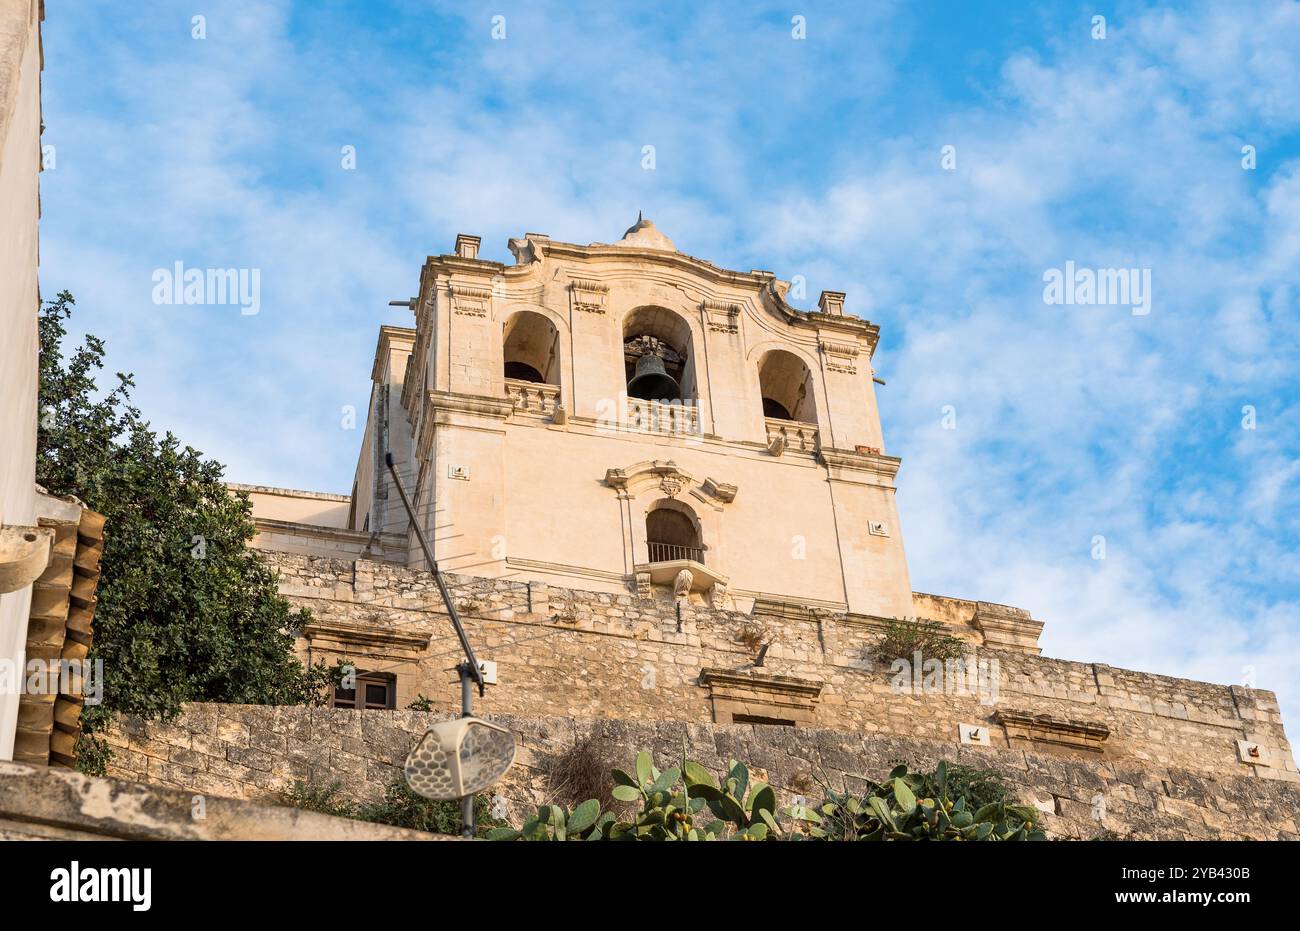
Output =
[{"x1": 616, "y1": 212, "x2": 676, "y2": 251}]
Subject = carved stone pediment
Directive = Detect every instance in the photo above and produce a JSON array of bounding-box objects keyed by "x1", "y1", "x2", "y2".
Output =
[
  {"x1": 604, "y1": 460, "x2": 738, "y2": 510},
  {"x1": 700, "y1": 477, "x2": 737, "y2": 503},
  {"x1": 603, "y1": 460, "x2": 693, "y2": 499},
  {"x1": 993, "y1": 710, "x2": 1109, "y2": 754},
  {"x1": 818, "y1": 339, "x2": 859, "y2": 374},
  {"x1": 699, "y1": 668, "x2": 823, "y2": 727},
  {"x1": 570, "y1": 278, "x2": 609, "y2": 314},
  {"x1": 448, "y1": 284, "x2": 493, "y2": 318},
  {"x1": 701, "y1": 298, "x2": 740, "y2": 334}
]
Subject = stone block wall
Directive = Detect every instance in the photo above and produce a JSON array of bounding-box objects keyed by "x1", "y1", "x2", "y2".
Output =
[
  {"x1": 267, "y1": 552, "x2": 1297, "y2": 784},
  {"x1": 0, "y1": 758, "x2": 441, "y2": 840},
  {"x1": 104, "y1": 703, "x2": 1300, "y2": 840}
]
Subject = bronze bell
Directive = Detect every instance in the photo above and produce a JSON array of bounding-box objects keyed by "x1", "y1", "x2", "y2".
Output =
[{"x1": 627, "y1": 352, "x2": 681, "y2": 401}]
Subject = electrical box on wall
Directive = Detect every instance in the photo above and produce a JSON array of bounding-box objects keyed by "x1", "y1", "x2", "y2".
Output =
[
  {"x1": 478, "y1": 660, "x2": 498, "y2": 685},
  {"x1": 448, "y1": 464, "x2": 470, "y2": 481}
]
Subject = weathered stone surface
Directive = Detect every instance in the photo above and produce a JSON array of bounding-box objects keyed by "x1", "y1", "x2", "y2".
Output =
[
  {"x1": 106, "y1": 704, "x2": 1300, "y2": 840},
  {"x1": 0, "y1": 759, "x2": 449, "y2": 840},
  {"x1": 256, "y1": 551, "x2": 1298, "y2": 786}
]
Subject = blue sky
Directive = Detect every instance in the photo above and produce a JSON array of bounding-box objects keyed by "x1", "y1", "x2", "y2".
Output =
[{"x1": 39, "y1": 1, "x2": 1300, "y2": 726}]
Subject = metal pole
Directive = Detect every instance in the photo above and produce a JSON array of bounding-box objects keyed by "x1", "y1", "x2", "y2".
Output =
[
  {"x1": 384, "y1": 452, "x2": 485, "y2": 838},
  {"x1": 384, "y1": 453, "x2": 485, "y2": 694},
  {"x1": 459, "y1": 662, "x2": 474, "y2": 837}
]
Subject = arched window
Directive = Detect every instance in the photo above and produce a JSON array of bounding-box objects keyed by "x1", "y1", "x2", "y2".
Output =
[
  {"x1": 757, "y1": 349, "x2": 817, "y2": 424},
  {"x1": 503, "y1": 311, "x2": 560, "y2": 385},
  {"x1": 645, "y1": 502, "x2": 703, "y2": 564},
  {"x1": 623, "y1": 306, "x2": 696, "y2": 402}
]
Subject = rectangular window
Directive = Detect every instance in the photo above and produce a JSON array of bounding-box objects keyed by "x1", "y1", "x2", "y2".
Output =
[
  {"x1": 732, "y1": 713, "x2": 796, "y2": 728},
  {"x1": 332, "y1": 673, "x2": 396, "y2": 710}
]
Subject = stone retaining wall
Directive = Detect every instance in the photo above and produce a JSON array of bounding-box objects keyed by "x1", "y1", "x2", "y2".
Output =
[
  {"x1": 0, "y1": 758, "x2": 441, "y2": 840},
  {"x1": 267, "y1": 552, "x2": 1297, "y2": 783},
  {"x1": 105, "y1": 703, "x2": 1300, "y2": 840}
]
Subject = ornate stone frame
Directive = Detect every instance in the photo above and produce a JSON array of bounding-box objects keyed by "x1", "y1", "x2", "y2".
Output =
[
  {"x1": 603, "y1": 460, "x2": 738, "y2": 601},
  {"x1": 993, "y1": 710, "x2": 1110, "y2": 755},
  {"x1": 699, "y1": 668, "x2": 824, "y2": 727}
]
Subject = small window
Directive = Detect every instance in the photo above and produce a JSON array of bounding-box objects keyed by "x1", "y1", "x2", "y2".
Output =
[
  {"x1": 332, "y1": 672, "x2": 396, "y2": 710},
  {"x1": 732, "y1": 713, "x2": 796, "y2": 728},
  {"x1": 646, "y1": 505, "x2": 703, "y2": 564}
]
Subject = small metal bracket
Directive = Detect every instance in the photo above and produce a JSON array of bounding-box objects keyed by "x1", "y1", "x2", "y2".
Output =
[{"x1": 1237, "y1": 739, "x2": 1272, "y2": 767}]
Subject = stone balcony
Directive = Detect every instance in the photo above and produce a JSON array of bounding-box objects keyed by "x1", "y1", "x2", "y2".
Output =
[
  {"x1": 504, "y1": 378, "x2": 561, "y2": 416},
  {"x1": 764, "y1": 416, "x2": 819, "y2": 454},
  {"x1": 626, "y1": 397, "x2": 702, "y2": 436}
]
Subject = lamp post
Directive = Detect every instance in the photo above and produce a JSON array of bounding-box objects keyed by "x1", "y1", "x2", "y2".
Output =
[{"x1": 384, "y1": 453, "x2": 513, "y2": 837}]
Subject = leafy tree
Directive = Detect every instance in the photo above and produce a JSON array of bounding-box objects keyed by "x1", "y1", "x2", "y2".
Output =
[{"x1": 36, "y1": 292, "x2": 327, "y2": 770}]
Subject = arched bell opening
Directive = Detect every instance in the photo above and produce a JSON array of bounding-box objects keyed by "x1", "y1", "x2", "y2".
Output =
[
  {"x1": 757, "y1": 349, "x2": 817, "y2": 424},
  {"x1": 503, "y1": 310, "x2": 560, "y2": 386},
  {"x1": 622, "y1": 306, "x2": 696, "y2": 403}
]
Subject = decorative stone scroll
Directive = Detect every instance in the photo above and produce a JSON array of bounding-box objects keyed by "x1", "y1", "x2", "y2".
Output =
[{"x1": 700, "y1": 477, "x2": 737, "y2": 504}]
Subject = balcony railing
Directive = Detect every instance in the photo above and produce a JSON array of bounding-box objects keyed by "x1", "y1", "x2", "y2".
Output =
[
  {"x1": 626, "y1": 397, "x2": 701, "y2": 436},
  {"x1": 764, "y1": 416, "x2": 819, "y2": 453},
  {"x1": 646, "y1": 541, "x2": 704, "y2": 564},
  {"x1": 505, "y1": 378, "x2": 561, "y2": 415}
]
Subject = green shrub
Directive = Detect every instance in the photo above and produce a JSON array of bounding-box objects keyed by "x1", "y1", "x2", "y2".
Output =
[
  {"x1": 406, "y1": 694, "x2": 436, "y2": 712},
  {"x1": 916, "y1": 762, "x2": 1008, "y2": 810},
  {"x1": 488, "y1": 749, "x2": 776, "y2": 841},
  {"x1": 38, "y1": 292, "x2": 331, "y2": 774},
  {"x1": 489, "y1": 751, "x2": 1043, "y2": 841},
  {"x1": 281, "y1": 776, "x2": 499, "y2": 836},
  {"x1": 356, "y1": 779, "x2": 497, "y2": 835},
  {"x1": 808, "y1": 762, "x2": 1043, "y2": 840},
  {"x1": 872, "y1": 618, "x2": 966, "y2": 665},
  {"x1": 281, "y1": 780, "x2": 355, "y2": 819}
]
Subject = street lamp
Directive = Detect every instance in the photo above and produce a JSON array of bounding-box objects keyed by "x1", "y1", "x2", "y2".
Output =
[
  {"x1": 385, "y1": 453, "x2": 516, "y2": 836},
  {"x1": 404, "y1": 717, "x2": 516, "y2": 800}
]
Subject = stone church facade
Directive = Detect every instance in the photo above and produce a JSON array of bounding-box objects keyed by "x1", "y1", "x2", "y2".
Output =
[
  {"x1": 360, "y1": 216, "x2": 916, "y2": 620},
  {"x1": 226, "y1": 219, "x2": 1297, "y2": 834}
]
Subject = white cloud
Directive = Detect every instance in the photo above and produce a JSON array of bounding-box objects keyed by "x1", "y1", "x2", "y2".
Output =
[{"x1": 37, "y1": 1, "x2": 1300, "y2": 729}]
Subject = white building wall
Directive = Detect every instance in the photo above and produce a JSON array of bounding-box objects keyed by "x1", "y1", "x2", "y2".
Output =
[{"x1": 0, "y1": 0, "x2": 43, "y2": 760}]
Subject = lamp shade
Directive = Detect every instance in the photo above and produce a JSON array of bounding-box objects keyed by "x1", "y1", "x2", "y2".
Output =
[{"x1": 404, "y1": 717, "x2": 517, "y2": 800}]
